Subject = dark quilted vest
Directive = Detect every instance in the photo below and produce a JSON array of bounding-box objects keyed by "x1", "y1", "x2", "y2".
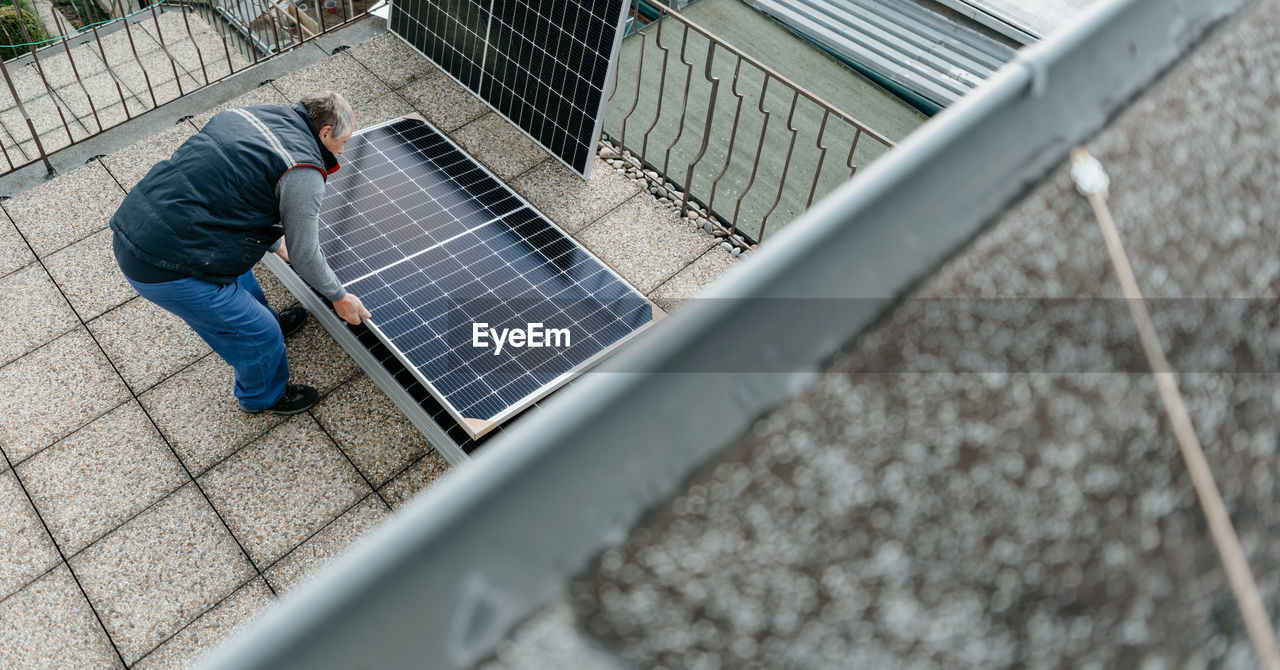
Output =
[{"x1": 110, "y1": 103, "x2": 337, "y2": 283}]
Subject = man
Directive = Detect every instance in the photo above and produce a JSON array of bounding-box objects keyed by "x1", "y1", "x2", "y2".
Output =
[{"x1": 111, "y1": 90, "x2": 370, "y2": 415}]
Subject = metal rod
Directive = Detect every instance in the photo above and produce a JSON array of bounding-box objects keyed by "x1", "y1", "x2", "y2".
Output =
[
  {"x1": 213, "y1": 0, "x2": 238, "y2": 77},
  {"x1": 618, "y1": 0, "x2": 646, "y2": 150},
  {"x1": 659, "y1": 22, "x2": 693, "y2": 177},
  {"x1": 0, "y1": 124, "x2": 17, "y2": 171},
  {"x1": 149, "y1": 6, "x2": 187, "y2": 98},
  {"x1": 680, "y1": 40, "x2": 719, "y2": 218},
  {"x1": 732, "y1": 73, "x2": 772, "y2": 237},
  {"x1": 804, "y1": 110, "x2": 830, "y2": 210},
  {"x1": 0, "y1": 61, "x2": 48, "y2": 173},
  {"x1": 12, "y1": 2, "x2": 76, "y2": 149},
  {"x1": 178, "y1": 0, "x2": 212, "y2": 86},
  {"x1": 89, "y1": 19, "x2": 132, "y2": 122},
  {"x1": 758, "y1": 90, "x2": 800, "y2": 242},
  {"x1": 639, "y1": 7, "x2": 668, "y2": 166},
  {"x1": 1071, "y1": 146, "x2": 1280, "y2": 670},
  {"x1": 51, "y1": 9, "x2": 103, "y2": 133},
  {"x1": 73, "y1": 0, "x2": 96, "y2": 33},
  {"x1": 706, "y1": 56, "x2": 745, "y2": 214},
  {"x1": 115, "y1": 5, "x2": 160, "y2": 108},
  {"x1": 847, "y1": 127, "x2": 862, "y2": 179},
  {"x1": 262, "y1": 0, "x2": 285, "y2": 57}
]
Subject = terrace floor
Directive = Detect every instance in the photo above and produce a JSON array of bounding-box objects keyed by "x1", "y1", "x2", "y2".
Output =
[{"x1": 0, "y1": 22, "x2": 740, "y2": 669}]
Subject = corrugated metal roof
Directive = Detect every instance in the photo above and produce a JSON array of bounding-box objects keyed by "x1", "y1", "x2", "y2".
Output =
[{"x1": 745, "y1": 0, "x2": 1019, "y2": 109}]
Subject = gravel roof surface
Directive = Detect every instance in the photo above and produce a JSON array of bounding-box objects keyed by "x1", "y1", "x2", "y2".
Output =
[{"x1": 484, "y1": 2, "x2": 1280, "y2": 668}]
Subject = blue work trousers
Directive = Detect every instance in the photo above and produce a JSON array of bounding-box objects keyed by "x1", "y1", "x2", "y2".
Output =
[{"x1": 127, "y1": 270, "x2": 288, "y2": 410}]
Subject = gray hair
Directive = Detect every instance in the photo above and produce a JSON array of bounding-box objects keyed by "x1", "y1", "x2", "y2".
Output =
[{"x1": 299, "y1": 90, "x2": 355, "y2": 139}]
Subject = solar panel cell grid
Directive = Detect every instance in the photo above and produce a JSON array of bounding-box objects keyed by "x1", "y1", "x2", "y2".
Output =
[
  {"x1": 319, "y1": 117, "x2": 654, "y2": 437},
  {"x1": 390, "y1": 0, "x2": 630, "y2": 176}
]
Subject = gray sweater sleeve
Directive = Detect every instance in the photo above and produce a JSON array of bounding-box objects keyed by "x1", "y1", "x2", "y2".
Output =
[{"x1": 278, "y1": 168, "x2": 346, "y2": 302}]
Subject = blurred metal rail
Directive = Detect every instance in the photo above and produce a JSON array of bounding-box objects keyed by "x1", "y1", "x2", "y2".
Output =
[{"x1": 195, "y1": 0, "x2": 1251, "y2": 668}]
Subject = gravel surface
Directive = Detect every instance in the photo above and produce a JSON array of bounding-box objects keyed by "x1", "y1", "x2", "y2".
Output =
[{"x1": 486, "y1": 3, "x2": 1280, "y2": 668}]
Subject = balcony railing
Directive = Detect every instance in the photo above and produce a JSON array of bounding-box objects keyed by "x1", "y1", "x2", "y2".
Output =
[
  {"x1": 0, "y1": 0, "x2": 373, "y2": 176},
  {"x1": 604, "y1": 0, "x2": 896, "y2": 248}
]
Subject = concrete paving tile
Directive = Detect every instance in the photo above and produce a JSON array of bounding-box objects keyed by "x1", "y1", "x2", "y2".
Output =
[
  {"x1": 164, "y1": 38, "x2": 246, "y2": 84},
  {"x1": 378, "y1": 450, "x2": 451, "y2": 511},
  {"x1": 89, "y1": 296, "x2": 210, "y2": 393},
  {"x1": 99, "y1": 122, "x2": 195, "y2": 192},
  {"x1": 68, "y1": 115, "x2": 97, "y2": 143},
  {"x1": 264, "y1": 494, "x2": 389, "y2": 594},
  {"x1": 189, "y1": 28, "x2": 251, "y2": 80},
  {"x1": 143, "y1": 72, "x2": 205, "y2": 108},
  {"x1": 0, "y1": 133, "x2": 29, "y2": 168},
  {"x1": 55, "y1": 72, "x2": 134, "y2": 127},
  {"x1": 312, "y1": 374, "x2": 429, "y2": 487},
  {"x1": 190, "y1": 83, "x2": 290, "y2": 130},
  {"x1": 2, "y1": 159, "x2": 124, "y2": 257},
  {"x1": 30, "y1": 42, "x2": 109, "y2": 90},
  {"x1": 131, "y1": 577, "x2": 274, "y2": 670},
  {"x1": 0, "y1": 212, "x2": 34, "y2": 279},
  {"x1": 0, "y1": 63, "x2": 55, "y2": 104},
  {"x1": 396, "y1": 68, "x2": 488, "y2": 132},
  {"x1": 0, "y1": 470, "x2": 60, "y2": 601},
  {"x1": 0, "y1": 134, "x2": 30, "y2": 168},
  {"x1": 286, "y1": 319, "x2": 361, "y2": 394},
  {"x1": 131, "y1": 10, "x2": 198, "y2": 48},
  {"x1": 139, "y1": 353, "x2": 285, "y2": 476},
  {"x1": 15, "y1": 123, "x2": 77, "y2": 158},
  {"x1": 80, "y1": 96, "x2": 150, "y2": 132},
  {"x1": 0, "y1": 564, "x2": 122, "y2": 670},
  {"x1": 452, "y1": 112, "x2": 551, "y2": 181},
  {"x1": 42, "y1": 227, "x2": 136, "y2": 321},
  {"x1": 272, "y1": 52, "x2": 393, "y2": 107},
  {"x1": 253, "y1": 262, "x2": 297, "y2": 312},
  {"x1": 0, "y1": 92, "x2": 75, "y2": 139},
  {"x1": 647, "y1": 246, "x2": 740, "y2": 313},
  {"x1": 0, "y1": 328, "x2": 131, "y2": 464},
  {"x1": 0, "y1": 263, "x2": 79, "y2": 367},
  {"x1": 346, "y1": 32, "x2": 437, "y2": 90},
  {"x1": 17, "y1": 401, "x2": 185, "y2": 555},
  {"x1": 92, "y1": 21, "x2": 163, "y2": 67},
  {"x1": 575, "y1": 195, "x2": 718, "y2": 293},
  {"x1": 512, "y1": 156, "x2": 643, "y2": 234},
  {"x1": 70, "y1": 483, "x2": 256, "y2": 664},
  {"x1": 198, "y1": 414, "x2": 370, "y2": 566},
  {"x1": 350, "y1": 91, "x2": 414, "y2": 130},
  {"x1": 102, "y1": 49, "x2": 188, "y2": 102}
]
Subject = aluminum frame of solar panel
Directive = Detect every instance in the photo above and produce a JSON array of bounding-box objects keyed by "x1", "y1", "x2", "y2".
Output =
[
  {"x1": 388, "y1": 0, "x2": 632, "y2": 178},
  {"x1": 319, "y1": 114, "x2": 659, "y2": 438}
]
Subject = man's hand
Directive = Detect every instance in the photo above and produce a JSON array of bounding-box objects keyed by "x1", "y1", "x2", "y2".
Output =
[
  {"x1": 275, "y1": 237, "x2": 290, "y2": 263},
  {"x1": 333, "y1": 293, "x2": 371, "y2": 325}
]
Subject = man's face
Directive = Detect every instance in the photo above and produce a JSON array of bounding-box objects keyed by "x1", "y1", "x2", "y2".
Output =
[{"x1": 319, "y1": 123, "x2": 354, "y2": 155}]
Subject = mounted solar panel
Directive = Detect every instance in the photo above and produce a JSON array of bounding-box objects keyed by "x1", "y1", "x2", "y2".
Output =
[
  {"x1": 317, "y1": 115, "x2": 657, "y2": 438},
  {"x1": 389, "y1": 0, "x2": 631, "y2": 177}
]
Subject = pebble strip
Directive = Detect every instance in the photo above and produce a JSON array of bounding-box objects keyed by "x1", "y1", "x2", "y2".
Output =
[{"x1": 598, "y1": 136, "x2": 748, "y2": 257}]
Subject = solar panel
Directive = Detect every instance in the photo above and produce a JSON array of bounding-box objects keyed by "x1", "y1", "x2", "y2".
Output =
[
  {"x1": 389, "y1": 0, "x2": 631, "y2": 177},
  {"x1": 319, "y1": 116, "x2": 656, "y2": 438}
]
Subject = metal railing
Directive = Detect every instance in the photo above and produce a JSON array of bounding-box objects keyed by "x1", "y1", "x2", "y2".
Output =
[
  {"x1": 604, "y1": 0, "x2": 896, "y2": 247},
  {"x1": 0, "y1": 0, "x2": 373, "y2": 175}
]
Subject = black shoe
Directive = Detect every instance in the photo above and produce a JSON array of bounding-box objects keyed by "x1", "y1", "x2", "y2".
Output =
[
  {"x1": 239, "y1": 384, "x2": 319, "y2": 415},
  {"x1": 278, "y1": 307, "x2": 308, "y2": 338}
]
